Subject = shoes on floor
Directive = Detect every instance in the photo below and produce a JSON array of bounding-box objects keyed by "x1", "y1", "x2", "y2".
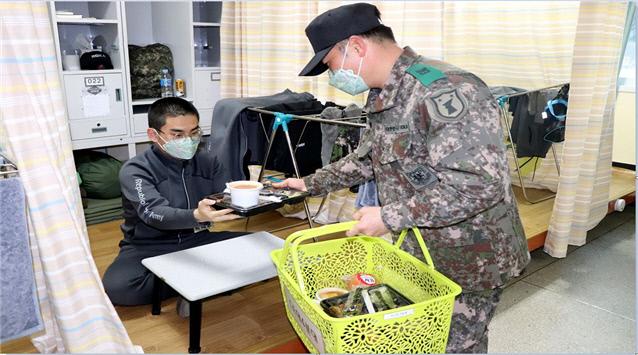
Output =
[{"x1": 176, "y1": 296, "x2": 190, "y2": 318}]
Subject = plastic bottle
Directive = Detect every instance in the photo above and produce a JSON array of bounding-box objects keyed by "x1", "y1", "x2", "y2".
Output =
[{"x1": 160, "y1": 68, "x2": 173, "y2": 97}]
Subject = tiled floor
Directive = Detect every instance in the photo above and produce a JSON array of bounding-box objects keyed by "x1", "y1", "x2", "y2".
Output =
[{"x1": 489, "y1": 205, "x2": 636, "y2": 353}]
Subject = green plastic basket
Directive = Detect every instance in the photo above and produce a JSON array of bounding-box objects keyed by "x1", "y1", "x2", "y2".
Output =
[{"x1": 271, "y1": 221, "x2": 462, "y2": 354}]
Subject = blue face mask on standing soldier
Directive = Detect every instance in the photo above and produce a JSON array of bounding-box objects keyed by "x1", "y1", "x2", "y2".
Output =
[
  {"x1": 154, "y1": 129, "x2": 201, "y2": 160},
  {"x1": 328, "y1": 41, "x2": 369, "y2": 95}
]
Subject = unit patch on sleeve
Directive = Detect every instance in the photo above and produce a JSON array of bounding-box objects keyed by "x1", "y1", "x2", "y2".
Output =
[{"x1": 426, "y1": 88, "x2": 469, "y2": 123}]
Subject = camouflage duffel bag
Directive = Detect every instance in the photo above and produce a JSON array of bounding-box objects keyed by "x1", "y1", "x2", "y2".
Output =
[{"x1": 128, "y1": 43, "x2": 174, "y2": 100}]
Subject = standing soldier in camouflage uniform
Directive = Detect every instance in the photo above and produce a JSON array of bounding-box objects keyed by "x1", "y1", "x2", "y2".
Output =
[{"x1": 274, "y1": 3, "x2": 531, "y2": 353}]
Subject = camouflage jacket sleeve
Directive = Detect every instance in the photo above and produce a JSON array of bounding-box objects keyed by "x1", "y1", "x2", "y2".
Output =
[
  {"x1": 381, "y1": 83, "x2": 506, "y2": 232},
  {"x1": 303, "y1": 128, "x2": 375, "y2": 195}
]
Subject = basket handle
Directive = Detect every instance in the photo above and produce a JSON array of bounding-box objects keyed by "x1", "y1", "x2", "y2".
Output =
[
  {"x1": 395, "y1": 226, "x2": 435, "y2": 269},
  {"x1": 282, "y1": 221, "x2": 359, "y2": 295},
  {"x1": 282, "y1": 221, "x2": 436, "y2": 296}
]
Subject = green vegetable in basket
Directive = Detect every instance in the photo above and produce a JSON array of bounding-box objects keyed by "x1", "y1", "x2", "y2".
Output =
[
  {"x1": 342, "y1": 288, "x2": 365, "y2": 317},
  {"x1": 376, "y1": 285, "x2": 398, "y2": 309}
]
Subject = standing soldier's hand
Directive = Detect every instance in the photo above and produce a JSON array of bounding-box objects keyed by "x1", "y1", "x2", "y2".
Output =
[
  {"x1": 272, "y1": 178, "x2": 307, "y2": 191},
  {"x1": 346, "y1": 207, "x2": 389, "y2": 237}
]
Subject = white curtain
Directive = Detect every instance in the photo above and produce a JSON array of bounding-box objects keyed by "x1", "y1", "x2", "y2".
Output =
[
  {"x1": 441, "y1": 1, "x2": 581, "y2": 193},
  {"x1": 220, "y1": 1, "x2": 442, "y2": 106},
  {"x1": 0, "y1": 3, "x2": 140, "y2": 352},
  {"x1": 544, "y1": 1, "x2": 629, "y2": 257}
]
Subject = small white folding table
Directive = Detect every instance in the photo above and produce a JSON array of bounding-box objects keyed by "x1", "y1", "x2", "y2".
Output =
[{"x1": 141, "y1": 231, "x2": 284, "y2": 353}]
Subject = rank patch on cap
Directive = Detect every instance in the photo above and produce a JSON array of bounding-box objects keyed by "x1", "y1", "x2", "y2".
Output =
[{"x1": 427, "y1": 88, "x2": 468, "y2": 123}]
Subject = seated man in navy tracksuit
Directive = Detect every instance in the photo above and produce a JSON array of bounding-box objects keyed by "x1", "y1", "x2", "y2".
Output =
[{"x1": 103, "y1": 97, "x2": 243, "y2": 307}]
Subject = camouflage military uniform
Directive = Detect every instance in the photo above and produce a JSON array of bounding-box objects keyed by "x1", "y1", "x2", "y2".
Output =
[
  {"x1": 128, "y1": 43, "x2": 174, "y2": 100},
  {"x1": 303, "y1": 47, "x2": 530, "y2": 353}
]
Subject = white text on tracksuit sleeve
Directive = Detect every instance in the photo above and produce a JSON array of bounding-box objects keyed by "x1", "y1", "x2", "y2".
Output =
[{"x1": 120, "y1": 170, "x2": 200, "y2": 230}]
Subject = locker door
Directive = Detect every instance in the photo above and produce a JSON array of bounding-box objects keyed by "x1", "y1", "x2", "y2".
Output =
[
  {"x1": 194, "y1": 70, "x2": 221, "y2": 110},
  {"x1": 64, "y1": 73, "x2": 125, "y2": 121}
]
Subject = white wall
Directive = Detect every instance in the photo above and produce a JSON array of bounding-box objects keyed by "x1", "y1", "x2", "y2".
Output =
[{"x1": 612, "y1": 91, "x2": 636, "y2": 165}]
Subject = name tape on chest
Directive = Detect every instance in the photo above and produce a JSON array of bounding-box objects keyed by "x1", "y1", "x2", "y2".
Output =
[{"x1": 384, "y1": 123, "x2": 409, "y2": 134}]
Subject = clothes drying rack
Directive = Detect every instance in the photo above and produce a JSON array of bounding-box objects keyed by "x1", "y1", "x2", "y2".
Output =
[
  {"x1": 495, "y1": 82, "x2": 568, "y2": 204},
  {"x1": 0, "y1": 152, "x2": 19, "y2": 179},
  {"x1": 245, "y1": 107, "x2": 367, "y2": 231}
]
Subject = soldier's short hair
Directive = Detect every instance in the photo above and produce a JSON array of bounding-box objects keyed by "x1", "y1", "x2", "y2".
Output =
[
  {"x1": 360, "y1": 25, "x2": 396, "y2": 43},
  {"x1": 148, "y1": 97, "x2": 200, "y2": 130},
  {"x1": 335, "y1": 24, "x2": 396, "y2": 53}
]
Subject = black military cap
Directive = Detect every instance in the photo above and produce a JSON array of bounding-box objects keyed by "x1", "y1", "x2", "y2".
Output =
[
  {"x1": 80, "y1": 51, "x2": 114, "y2": 70},
  {"x1": 299, "y1": 3, "x2": 382, "y2": 76}
]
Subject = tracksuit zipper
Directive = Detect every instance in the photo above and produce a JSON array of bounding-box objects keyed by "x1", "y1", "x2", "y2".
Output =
[{"x1": 179, "y1": 166, "x2": 191, "y2": 244}]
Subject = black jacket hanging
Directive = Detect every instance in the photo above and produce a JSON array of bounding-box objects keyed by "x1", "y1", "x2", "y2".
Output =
[
  {"x1": 205, "y1": 89, "x2": 317, "y2": 181},
  {"x1": 508, "y1": 92, "x2": 554, "y2": 158}
]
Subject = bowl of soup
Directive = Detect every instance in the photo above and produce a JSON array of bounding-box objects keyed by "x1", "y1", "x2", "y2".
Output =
[
  {"x1": 227, "y1": 181, "x2": 263, "y2": 207},
  {"x1": 316, "y1": 287, "x2": 349, "y2": 302}
]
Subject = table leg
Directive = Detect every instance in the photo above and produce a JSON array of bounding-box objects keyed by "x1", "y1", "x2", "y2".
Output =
[
  {"x1": 188, "y1": 300, "x2": 202, "y2": 353},
  {"x1": 151, "y1": 274, "x2": 163, "y2": 315}
]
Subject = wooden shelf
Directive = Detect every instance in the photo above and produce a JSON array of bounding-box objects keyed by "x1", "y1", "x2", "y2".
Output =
[
  {"x1": 194, "y1": 66, "x2": 221, "y2": 71},
  {"x1": 63, "y1": 69, "x2": 123, "y2": 75},
  {"x1": 131, "y1": 97, "x2": 193, "y2": 106},
  {"x1": 70, "y1": 135, "x2": 132, "y2": 150}
]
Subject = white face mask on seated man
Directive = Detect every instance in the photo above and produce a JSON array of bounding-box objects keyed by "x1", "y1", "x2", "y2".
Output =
[{"x1": 154, "y1": 128, "x2": 201, "y2": 160}]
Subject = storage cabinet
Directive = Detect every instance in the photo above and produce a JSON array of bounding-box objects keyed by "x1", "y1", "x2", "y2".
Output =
[
  {"x1": 122, "y1": 2, "x2": 197, "y2": 137},
  {"x1": 193, "y1": 2, "x2": 222, "y2": 69},
  {"x1": 56, "y1": 23, "x2": 122, "y2": 70},
  {"x1": 63, "y1": 73, "x2": 125, "y2": 121},
  {"x1": 194, "y1": 26, "x2": 221, "y2": 68},
  {"x1": 191, "y1": 1, "x2": 222, "y2": 133},
  {"x1": 69, "y1": 117, "x2": 128, "y2": 140},
  {"x1": 129, "y1": 98, "x2": 197, "y2": 135},
  {"x1": 194, "y1": 70, "x2": 221, "y2": 113},
  {"x1": 49, "y1": 1, "x2": 223, "y2": 159}
]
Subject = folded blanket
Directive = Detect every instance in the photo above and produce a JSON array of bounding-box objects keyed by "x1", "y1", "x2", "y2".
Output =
[
  {"x1": 83, "y1": 197, "x2": 122, "y2": 214},
  {"x1": 85, "y1": 214, "x2": 122, "y2": 225},
  {"x1": 85, "y1": 207, "x2": 121, "y2": 216}
]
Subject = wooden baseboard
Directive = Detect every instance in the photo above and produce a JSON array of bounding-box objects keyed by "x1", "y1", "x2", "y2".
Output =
[
  {"x1": 527, "y1": 231, "x2": 548, "y2": 252},
  {"x1": 612, "y1": 162, "x2": 636, "y2": 171}
]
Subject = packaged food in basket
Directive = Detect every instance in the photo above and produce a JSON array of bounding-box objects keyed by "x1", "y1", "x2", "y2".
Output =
[
  {"x1": 342, "y1": 272, "x2": 377, "y2": 290},
  {"x1": 320, "y1": 284, "x2": 412, "y2": 318},
  {"x1": 315, "y1": 287, "x2": 348, "y2": 302},
  {"x1": 367, "y1": 284, "x2": 406, "y2": 311}
]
